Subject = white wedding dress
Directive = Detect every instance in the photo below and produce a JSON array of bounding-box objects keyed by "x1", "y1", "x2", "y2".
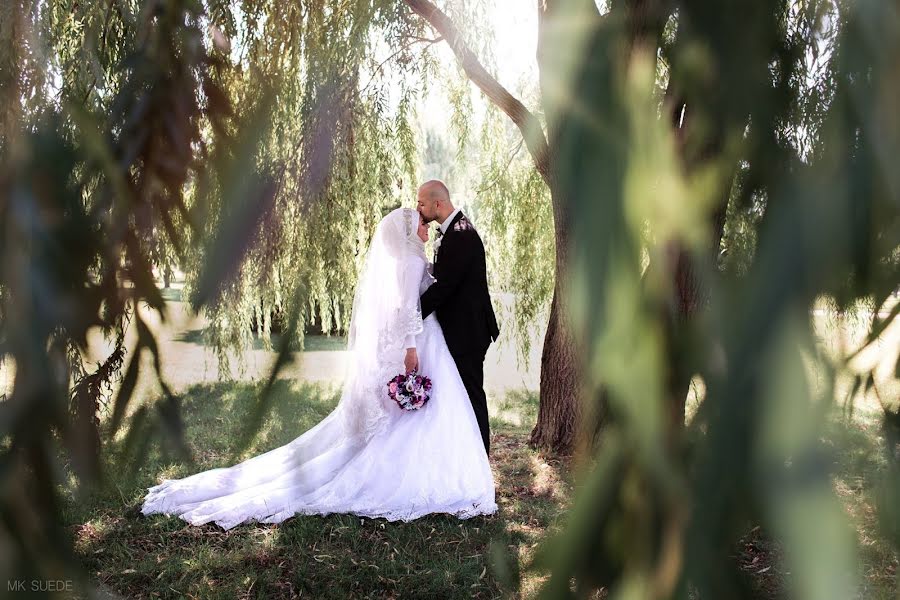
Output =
[{"x1": 141, "y1": 208, "x2": 497, "y2": 530}]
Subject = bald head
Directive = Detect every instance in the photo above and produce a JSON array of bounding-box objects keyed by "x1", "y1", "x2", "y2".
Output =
[
  {"x1": 416, "y1": 180, "x2": 454, "y2": 224},
  {"x1": 419, "y1": 180, "x2": 450, "y2": 202}
]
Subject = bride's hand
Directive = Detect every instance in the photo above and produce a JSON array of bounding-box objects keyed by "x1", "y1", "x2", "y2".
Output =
[{"x1": 404, "y1": 348, "x2": 419, "y2": 374}]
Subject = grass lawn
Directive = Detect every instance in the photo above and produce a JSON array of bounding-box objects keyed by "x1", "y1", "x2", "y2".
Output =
[{"x1": 62, "y1": 383, "x2": 571, "y2": 599}]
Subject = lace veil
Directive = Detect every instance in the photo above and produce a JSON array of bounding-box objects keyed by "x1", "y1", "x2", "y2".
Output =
[{"x1": 337, "y1": 207, "x2": 426, "y2": 441}]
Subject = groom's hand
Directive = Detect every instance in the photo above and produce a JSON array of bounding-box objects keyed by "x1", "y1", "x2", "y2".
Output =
[{"x1": 404, "y1": 348, "x2": 419, "y2": 373}]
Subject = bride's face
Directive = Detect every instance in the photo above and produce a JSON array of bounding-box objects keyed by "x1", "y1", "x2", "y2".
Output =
[{"x1": 416, "y1": 215, "x2": 429, "y2": 242}]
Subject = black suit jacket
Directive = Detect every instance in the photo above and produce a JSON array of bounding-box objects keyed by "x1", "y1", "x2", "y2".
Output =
[{"x1": 421, "y1": 211, "x2": 500, "y2": 358}]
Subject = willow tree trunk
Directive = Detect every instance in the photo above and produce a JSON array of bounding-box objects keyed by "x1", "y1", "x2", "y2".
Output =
[{"x1": 529, "y1": 187, "x2": 581, "y2": 453}]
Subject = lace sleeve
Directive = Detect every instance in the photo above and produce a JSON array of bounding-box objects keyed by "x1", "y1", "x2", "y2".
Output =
[{"x1": 401, "y1": 256, "x2": 426, "y2": 348}]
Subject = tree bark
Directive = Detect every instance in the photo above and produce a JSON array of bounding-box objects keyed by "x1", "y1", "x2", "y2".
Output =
[{"x1": 529, "y1": 207, "x2": 582, "y2": 453}]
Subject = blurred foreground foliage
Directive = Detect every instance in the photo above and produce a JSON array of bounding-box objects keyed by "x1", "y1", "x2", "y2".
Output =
[{"x1": 531, "y1": 0, "x2": 900, "y2": 598}]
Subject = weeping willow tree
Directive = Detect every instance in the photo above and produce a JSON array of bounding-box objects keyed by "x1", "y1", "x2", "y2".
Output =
[
  {"x1": 185, "y1": 1, "x2": 431, "y2": 377},
  {"x1": 1, "y1": 0, "x2": 570, "y2": 458},
  {"x1": 403, "y1": 0, "x2": 894, "y2": 457}
]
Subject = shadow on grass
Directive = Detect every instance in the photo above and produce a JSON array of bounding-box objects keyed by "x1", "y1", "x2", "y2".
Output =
[
  {"x1": 827, "y1": 418, "x2": 900, "y2": 597},
  {"x1": 490, "y1": 389, "x2": 540, "y2": 432},
  {"x1": 156, "y1": 380, "x2": 342, "y2": 469},
  {"x1": 733, "y1": 417, "x2": 900, "y2": 598},
  {"x1": 61, "y1": 384, "x2": 569, "y2": 599}
]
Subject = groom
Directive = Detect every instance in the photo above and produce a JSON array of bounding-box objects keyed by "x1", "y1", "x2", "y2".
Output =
[{"x1": 416, "y1": 180, "x2": 500, "y2": 456}]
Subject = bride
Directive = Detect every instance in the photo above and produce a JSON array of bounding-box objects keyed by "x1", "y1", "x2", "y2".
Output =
[{"x1": 141, "y1": 207, "x2": 497, "y2": 530}]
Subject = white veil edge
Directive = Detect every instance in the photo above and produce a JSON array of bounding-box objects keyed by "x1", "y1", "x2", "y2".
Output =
[{"x1": 337, "y1": 207, "x2": 427, "y2": 441}]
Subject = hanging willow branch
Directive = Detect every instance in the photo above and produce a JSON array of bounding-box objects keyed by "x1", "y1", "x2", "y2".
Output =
[{"x1": 403, "y1": 0, "x2": 551, "y2": 183}]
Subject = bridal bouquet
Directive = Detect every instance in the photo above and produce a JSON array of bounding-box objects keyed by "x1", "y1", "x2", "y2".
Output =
[{"x1": 387, "y1": 371, "x2": 432, "y2": 411}]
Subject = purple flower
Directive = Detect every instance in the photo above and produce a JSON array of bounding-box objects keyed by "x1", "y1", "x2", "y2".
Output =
[{"x1": 387, "y1": 371, "x2": 434, "y2": 411}]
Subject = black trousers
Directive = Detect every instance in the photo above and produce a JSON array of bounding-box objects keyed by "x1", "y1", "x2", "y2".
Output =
[{"x1": 450, "y1": 351, "x2": 490, "y2": 456}]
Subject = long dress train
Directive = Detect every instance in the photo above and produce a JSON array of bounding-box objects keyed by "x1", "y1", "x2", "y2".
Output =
[{"x1": 141, "y1": 208, "x2": 497, "y2": 530}]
